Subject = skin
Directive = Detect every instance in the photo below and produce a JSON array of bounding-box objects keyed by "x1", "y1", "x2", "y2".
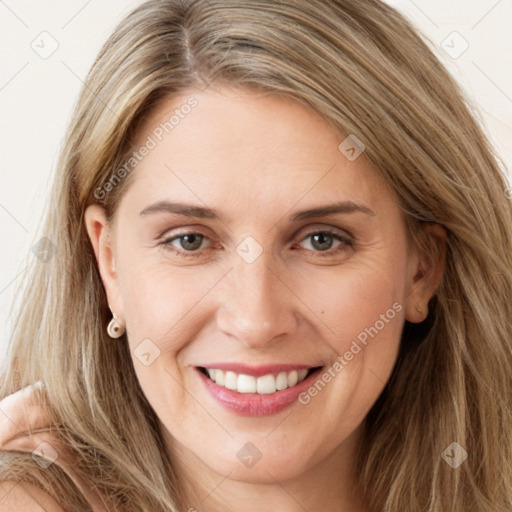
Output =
[
  {"x1": 85, "y1": 86, "x2": 446, "y2": 512},
  {"x1": 0, "y1": 481, "x2": 66, "y2": 512}
]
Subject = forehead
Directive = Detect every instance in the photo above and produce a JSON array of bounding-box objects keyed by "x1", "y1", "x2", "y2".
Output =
[{"x1": 123, "y1": 86, "x2": 396, "y2": 218}]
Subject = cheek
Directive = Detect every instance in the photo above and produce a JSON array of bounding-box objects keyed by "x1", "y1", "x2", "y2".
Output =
[
  {"x1": 304, "y1": 258, "x2": 405, "y2": 350},
  {"x1": 296, "y1": 247, "x2": 407, "y2": 415},
  {"x1": 116, "y1": 255, "x2": 208, "y2": 419},
  {"x1": 292, "y1": 266, "x2": 405, "y2": 442},
  {"x1": 116, "y1": 252, "x2": 223, "y2": 353}
]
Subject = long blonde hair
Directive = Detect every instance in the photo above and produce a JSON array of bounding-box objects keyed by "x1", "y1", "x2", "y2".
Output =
[{"x1": 1, "y1": 0, "x2": 511, "y2": 510}]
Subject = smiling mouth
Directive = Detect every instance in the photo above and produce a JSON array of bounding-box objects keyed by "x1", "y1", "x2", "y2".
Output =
[{"x1": 198, "y1": 366, "x2": 324, "y2": 395}]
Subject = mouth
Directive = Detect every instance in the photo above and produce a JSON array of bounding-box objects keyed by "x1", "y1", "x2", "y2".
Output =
[{"x1": 197, "y1": 365, "x2": 324, "y2": 395}]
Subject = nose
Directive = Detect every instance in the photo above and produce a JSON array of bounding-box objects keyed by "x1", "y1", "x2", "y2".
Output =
[{"x1": 216, "y1": 251, "x2": 300, "y2": 349}]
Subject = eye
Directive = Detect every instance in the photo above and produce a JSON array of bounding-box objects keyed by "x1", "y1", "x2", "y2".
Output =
[
  {"x1": 158, "y1": 227, "x2": 354, "y2": 260},
  {"x1": 297, "y1": 229, "x2": 354, "y2": 256},
  {"x1": 160, "y1": 232, "x2": 209, "y2": 257}
]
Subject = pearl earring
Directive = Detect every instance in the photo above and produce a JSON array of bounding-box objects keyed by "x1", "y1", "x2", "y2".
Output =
[{"x1": 107, "y1": 312, "x2": 125, "y2": 338}]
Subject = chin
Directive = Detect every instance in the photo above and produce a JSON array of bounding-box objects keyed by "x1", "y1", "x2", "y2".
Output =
[{"x1": 196, "y1": 436, "x2": 317, "y2": 483}]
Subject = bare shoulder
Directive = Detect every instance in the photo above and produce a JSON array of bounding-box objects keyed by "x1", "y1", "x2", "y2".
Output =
[{"x1": 0, "y1": 480, "x2": 66, "y2": 511}]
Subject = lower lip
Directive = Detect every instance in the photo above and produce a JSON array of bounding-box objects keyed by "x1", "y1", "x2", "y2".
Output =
[{"x1": 196, "y1": 367, "x2": 323, "y2": 416}]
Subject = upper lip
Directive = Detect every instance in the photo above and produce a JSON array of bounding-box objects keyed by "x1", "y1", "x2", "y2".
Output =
[{"x1": 196, "y1": 362, "x2": 323, "y2": 377}]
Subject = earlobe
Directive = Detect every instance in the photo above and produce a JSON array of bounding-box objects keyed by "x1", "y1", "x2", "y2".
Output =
[
  {"x1": 405, "y1": 223, "x2": 447, "y2": 323},
  {"x1": 84, "y1": 204, "x2": 123, "y2": 319}
]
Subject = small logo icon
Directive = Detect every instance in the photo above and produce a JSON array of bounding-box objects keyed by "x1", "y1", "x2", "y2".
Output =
[
  {"x1": 32, "y1": 441, "x2": 58, "y2": 468},
  {"x1": 30, "y1": 31, "x2": 59, "y2": 60},
  {"x1": 236, "y1": 236, "x2": 263, "y2": 264},
  {"x1": 31, "y1": 237, "x2": 57, "y2": 263},
  {"x1": 441, "y1": 442, "x2": 468, "y2": 468},
  {"x1": 441, "y1": 31, "x2": 469, "y2": 59},
  {"x1": 338, "y1": 134, "x2": 365, "y2": 161},
  {"x1": 236, "y1": 442, "x2": 262, "y2": 468},
  {"x1": 133, "y1": 338, "x2": 161, "y2": 366}
]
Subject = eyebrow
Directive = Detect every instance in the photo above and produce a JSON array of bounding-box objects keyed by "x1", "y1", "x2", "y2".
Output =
[{"x1": 139, "y1": 200, "x2": 375, "y2": 221}]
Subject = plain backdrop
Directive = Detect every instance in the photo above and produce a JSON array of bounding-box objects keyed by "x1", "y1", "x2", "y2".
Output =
[{"x1": 1, "y1": 0, "x2": 511, "y2": 358}]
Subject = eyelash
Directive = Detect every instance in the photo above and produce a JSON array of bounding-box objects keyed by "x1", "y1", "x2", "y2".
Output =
[{"x1": 158, "y1": 228, "x2": 354, "y2": 259}]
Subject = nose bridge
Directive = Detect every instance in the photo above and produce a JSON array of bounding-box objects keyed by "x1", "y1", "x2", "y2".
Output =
[{"x1": 216, "y1": 248, "x2": 298, "y2": 347}]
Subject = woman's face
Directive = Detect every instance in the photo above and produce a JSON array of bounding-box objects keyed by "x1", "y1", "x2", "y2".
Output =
[{"x1": 87, "y1": 86, "x2": 440, "y2": 485}]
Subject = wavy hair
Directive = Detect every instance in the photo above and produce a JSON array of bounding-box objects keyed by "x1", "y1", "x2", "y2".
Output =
[{"x1": 1, "y1": 0, "x2": 511, "y2": 510}]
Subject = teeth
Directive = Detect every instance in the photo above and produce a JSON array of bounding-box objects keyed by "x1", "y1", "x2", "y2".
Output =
[
  {"x1": 256, "y1": 374, "x2": 275, "y2": 394},
  {"x1": 298, "y1": 369, "x2": 308, "y2": 381},
  {"x1": 225, "y1": 371, "x2": 238, "y2": 390},
  {"x1": 276, "y1": 372, "x2": 288, "y2": 391},
  {"x1": 214, "y1": 368, "x2": 224, "y2": 385},
  {"x1": 205, "y1": 367, "x2": 311, "y2": 394},
  {"x1": 288, "y1": 370, "x2": 298, "y2": 387},
  {"x1": 238, "y1": 374, "x2": 257, "y2": 393}
]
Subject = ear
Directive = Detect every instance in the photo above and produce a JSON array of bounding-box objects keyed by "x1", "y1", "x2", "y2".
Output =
[
  {"x1": 84, "y1": 204, "x2": 124, "y2": 322},
  {"x1": 404, "y1": 223, "x2": 447, "y2": 323}
]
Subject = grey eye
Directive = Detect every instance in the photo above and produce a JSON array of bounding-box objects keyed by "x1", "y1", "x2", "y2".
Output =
[{"x1": 174, "y1": 234, "x2": 204, "y2": 251}]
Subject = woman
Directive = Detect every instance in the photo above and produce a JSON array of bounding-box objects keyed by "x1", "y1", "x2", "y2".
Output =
[{"x1": 1, "y1": 0, "x2": 511, "y2": 510}]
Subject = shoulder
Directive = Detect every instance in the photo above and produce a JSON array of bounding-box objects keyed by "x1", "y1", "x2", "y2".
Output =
[{"x1": 0, "y1": 480, "x2": 66, "y2": 511}]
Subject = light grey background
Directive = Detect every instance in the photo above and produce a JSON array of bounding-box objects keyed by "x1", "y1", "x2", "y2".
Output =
[{"x1": 1, "y1": 0, "x2": 511, "y2": 359}]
